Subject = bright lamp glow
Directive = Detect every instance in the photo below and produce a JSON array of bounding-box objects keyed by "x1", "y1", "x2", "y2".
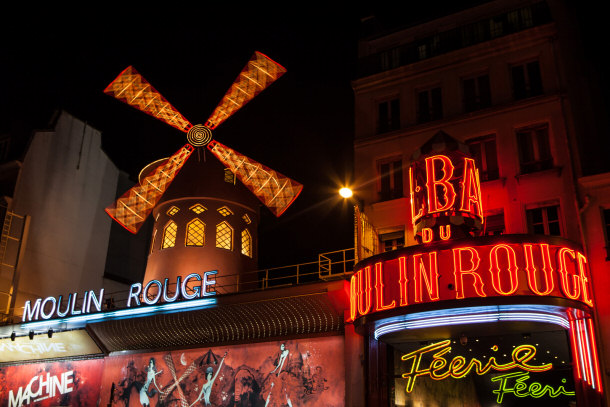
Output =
[{"x1": 339, "y1": 187, "x2": 353, "y2": 198}]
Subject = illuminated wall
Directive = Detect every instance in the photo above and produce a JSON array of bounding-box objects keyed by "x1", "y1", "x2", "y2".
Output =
[
  {"x1": 0, "y1": 358, "x2": 104, "y2": 407},
  {"x1": 99, "y1": 335, "x2": 344, "y2": 407}
]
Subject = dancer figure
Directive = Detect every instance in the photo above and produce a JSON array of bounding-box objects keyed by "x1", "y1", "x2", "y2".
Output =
[
  {"x1": 190, "y1": 351, "x2": 228, "y2": 406},
  {"x1": 140, "y1": 358, "x2": 163, "y2": 406}
]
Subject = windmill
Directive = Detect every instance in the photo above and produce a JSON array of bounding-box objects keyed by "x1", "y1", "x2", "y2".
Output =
[{"x1": 104, "y1": 51, "x2": 303, "y2": 235}]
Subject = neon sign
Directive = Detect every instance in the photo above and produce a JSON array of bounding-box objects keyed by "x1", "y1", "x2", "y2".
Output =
[
  {"x1": 400, "y1": 340, "x2": 552, "y2": 393},
  {"x1": 491, "y1": 371, "x2": 575, "y2": 403},
  {"x1": 22, "y1": 271, "x2": 218, "y2": 323},
  {"x1": 409, "y1": 152, "x2": 483, "y2": 243},
  {"x1": 349, "y1": 237, "x2": 593, "y2": 321}
]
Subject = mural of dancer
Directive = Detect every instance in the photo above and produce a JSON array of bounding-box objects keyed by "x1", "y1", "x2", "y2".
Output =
[
  {"x1": 265, "y1": 344, "x2": 295, "y2": 407},
  {"x1": 140, "y1": 358, "x2": 163, "y2": 406},
  {"x1": 190, "y1": 351, "x2": 228, "y2": 406},
  {"x1": 100, "y1": 336, "x2": 345, "y2": 407}
]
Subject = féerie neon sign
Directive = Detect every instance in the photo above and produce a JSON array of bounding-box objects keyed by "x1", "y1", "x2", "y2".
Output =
[
  {"x1": 22, "y1": 271, "x2": 217, "y2": 322},
  {"x1": 401, "y1": 339, "x2": 551, "y2": 393},
  {"x1": 401, "y1": 340, "x2": 575, "y2": 403}
]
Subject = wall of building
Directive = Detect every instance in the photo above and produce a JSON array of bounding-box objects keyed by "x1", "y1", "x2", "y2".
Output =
[{"x1": 9, "y1": 111, "x2": 120, "y2": 315}]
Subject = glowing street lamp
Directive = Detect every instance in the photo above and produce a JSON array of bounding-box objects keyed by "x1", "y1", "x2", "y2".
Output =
[{"x1": 339, "y1": 187, "x2": 353, "y2": 199}]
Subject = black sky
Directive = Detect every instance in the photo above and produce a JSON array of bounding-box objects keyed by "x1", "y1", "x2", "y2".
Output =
[{"x1": 2, "y1": 3, "x2": 605, "y2": 268}]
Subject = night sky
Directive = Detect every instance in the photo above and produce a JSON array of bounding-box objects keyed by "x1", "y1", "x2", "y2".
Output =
[
  {"x1": 1, "y1": 8, "x2": 365, "y2": 269},
  {"x1": 2, "y1": 4, "x2": 606, "y2": 269}
]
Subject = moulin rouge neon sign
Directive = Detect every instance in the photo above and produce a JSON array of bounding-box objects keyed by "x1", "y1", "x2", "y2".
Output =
[
  {"x1": 401, "y1": 340, "x2": 575, "y2": 403},
  {"x1": 22, "y1": 271, "x2": 218, "y2": 323},
  {"x1": 350, "y1": 239, "x2": 593, "y2": 320},
  {"x1": 350, "y1": 149, "x2": 594, "y2": 320}
]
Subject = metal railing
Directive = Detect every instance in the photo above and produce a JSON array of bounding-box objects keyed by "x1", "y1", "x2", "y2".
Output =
[{"x1": 1, "y1": 248, "x2": 355, "y2": 326}]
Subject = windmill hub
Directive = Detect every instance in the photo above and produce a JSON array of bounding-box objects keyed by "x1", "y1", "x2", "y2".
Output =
[{"x1": 187, "y1": 124, "x2": 213, "y2": 147}]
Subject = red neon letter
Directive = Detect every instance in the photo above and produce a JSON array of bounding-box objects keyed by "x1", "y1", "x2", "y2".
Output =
[
  {"x1": 422, "y1": 228, "x2": 433, "y2": 243},
  {"x1": 375, "y1": 262, "x2": 396, "y2": 311},
  {"x1": 523, "y1": 244, "x2": 554, "y2": 296},
  {"x1": 557, "y1": 247, "x2": 581, "y2": 300},
  {"x1": 357, "y1": 266, "x2": 373, "y2": 315},
  {"x1": 410, "y1": 167, "x2": 424, "y2": 225},
  {"x1": 577, "y1": 252, "x2": 594, "y2": 307},
  {"x1": 399, "y1": 256, "x2": 408, "y2": 306},
  {"x1": 439, "y1": 225, "x2": 451, "y2": 240},
  {"x1": 349, "y1": 274, "x2": 358, "y2": 321},
  {"x1": 459, "y1": 157, "x2": 483, "y2": 219},
  {"x1": 413, "y1": 252, "x2": 439, "y2": 303},
  {"x1": 426, "y1": 155, "x2": 456, "y2": 213},
  {"x1": 452, "y1": 247, "x2": 485, "y2": 299},
  {"x1": 489, "y1": 244, "x2": 519, "y2": 296}
]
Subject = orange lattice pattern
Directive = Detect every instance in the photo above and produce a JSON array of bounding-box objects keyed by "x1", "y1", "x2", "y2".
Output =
[
  {"x1": 205, "y1": 52, "x2": 286, "y2": 129},
  {"x1": 208, "y1": 141, "x2": 303, "y2": 217},
  {"x1": 104, "y1": 66, "x2": 192, "y2": 132},
  {"x1": 105, "y1": 145, "x2": 194, "y2": 233}
]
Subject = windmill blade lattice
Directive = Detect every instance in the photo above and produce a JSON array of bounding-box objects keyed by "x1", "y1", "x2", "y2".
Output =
[
  {"x1": 104, "y1": 66, "x2": 192, "y2": 133},
  {"x1": 208, "y1": 141, "x2": 303, "y2": 217},
  {"x1": 205, "y1": 51, "x2": 286, "y2": 130},
  {"x1": 103, "y1": 51, "x2": 300, "y2": 233},
  {"x1": 106, "y1": 145, "x2": 194, "y2": 233}
]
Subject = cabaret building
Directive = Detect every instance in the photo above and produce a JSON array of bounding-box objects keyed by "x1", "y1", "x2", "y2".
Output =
[{"x1": 2, "y1": 1, "x2": 610, "y2": 406}]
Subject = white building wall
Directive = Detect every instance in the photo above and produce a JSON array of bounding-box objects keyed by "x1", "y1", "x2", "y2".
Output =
[{"x1": 11, "y1": 111, "x2": 119, "y2": 313}]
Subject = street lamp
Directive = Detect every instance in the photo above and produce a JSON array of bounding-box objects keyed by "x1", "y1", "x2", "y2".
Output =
[{"x1": 339, "y1": 187, "x2": 353, "y2": 198}]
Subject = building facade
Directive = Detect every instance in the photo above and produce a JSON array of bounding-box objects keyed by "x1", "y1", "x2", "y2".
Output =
[{"x1": 351, "y1": 0, "x2": 610, "y2": 405}]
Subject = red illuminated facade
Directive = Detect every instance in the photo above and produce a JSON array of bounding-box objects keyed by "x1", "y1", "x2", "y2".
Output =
[{"x1": 350, "y1": 1, "x2": 610, "y2": 406}]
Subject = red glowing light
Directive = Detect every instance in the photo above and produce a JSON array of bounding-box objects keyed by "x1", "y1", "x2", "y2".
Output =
[
  {"x1": 375, "y1": 262, "x2": 396, "y2": 311},
  {"x1": 103, "y1": 52, "x2": 300, "y2": 229},
  {"x1": 105, "y1": 145, "x2": 194, "y2": 233},
  {"x1": 207, "y1": 141, "x2": 303, "y2": 217},
  {"x1": 425, "y1": 155, "x2": 456, "y2": 214}
]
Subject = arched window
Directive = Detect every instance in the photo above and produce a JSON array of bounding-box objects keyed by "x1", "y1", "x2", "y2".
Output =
[
  {"x1": 162, "y1": 221, "x2": 177, "y2": 249},
  {"x1": 186, "y1": 218, "x2": 205, "y2": 246},
  {"x1": 216, "y1": 221, "x2": 233, "y2": 250},
  {"x1": 241, "y1": 229, "x2": 252, "y2": 257}
]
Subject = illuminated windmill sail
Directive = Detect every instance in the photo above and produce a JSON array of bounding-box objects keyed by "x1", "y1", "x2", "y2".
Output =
[{"x1": 104, "y1": 51, "x2": 303, "y2": 233}]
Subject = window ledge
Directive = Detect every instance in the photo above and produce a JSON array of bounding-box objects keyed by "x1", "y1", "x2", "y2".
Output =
[
  {"x1": 515, "y1": 166, "x2": 562, "y2": 183},
  {"x1": 481, "y1": 177, "x2": 507, "y2": 187}
]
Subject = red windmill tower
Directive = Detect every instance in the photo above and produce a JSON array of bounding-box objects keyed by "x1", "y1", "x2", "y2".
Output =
[{"x1": 104, "y1": 51, "x2": 302, "y2": 292}]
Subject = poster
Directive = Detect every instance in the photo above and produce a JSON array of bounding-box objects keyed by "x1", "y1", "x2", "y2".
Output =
[
  {"x1": 0, "y1": 358, "x2": 104, "y2": 407},
  {"x1": 100, "y1": 335, "x2": 344, "y2": 406}
]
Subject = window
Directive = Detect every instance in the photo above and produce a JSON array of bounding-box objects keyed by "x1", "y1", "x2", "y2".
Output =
[
  {"x1": 380, "y1": 48, "x2": 399, "y2": 71},
  {"x1": 186, "y1": 219, "x2": 205, "y2": 246},
  {"x1": 378, "y1": 158, "x2": 403, "y2": 201},
  {"x1": 217, "y1": 206, "x2": 233, "y2": 217},
  {"x1": 483, "y1": 211, "x2": 505, "y2": 235},
  {"x1": 516, "y1": 124, "x2": 552, "y2": 173},
  {"x1": 466, "y1": 135, "x2": 499, "y2": 181},
  {"x1": 526, "y1": 204, "x2": 561, "y2": 236},
  {"x1": 162, "y1": 221, "x2": 178, "y2": 249},
  {"x1": 242, "y1": 214, "x2": 251, "y2": 224},
  {"x1": 417, "y1": 87, "x2": 442, "y2": 123},
  {"x1": 166, "y1": 206, "x2": 180, "y2": 216},
  {"x1": 377, "y1": 98, "x2": 400, "y2": 133},
  {"x1": 602, "y1": 208, "x2": 610, "y2": 260},
  {"x1": 241, "y1": 229, "x2": 252, "y2": 257},
  {"x1": 216, "y1": 221, "x2": 233, "y2": 250},
  {"x1": 190, "y1": 203, "x2": 206, "y2": 214},
  {"x1": 511, "y1": 60, "x2": 542, "y2": 100},
  {"x1": 463, "y1": 74, "x2": 491, "y2": 112},
  {"x1": 379, "y1": 231, "x2": 404, "y2": 252},
  {"x1": 224, "y1": 168, "x2": 236, "y2": 184}
]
